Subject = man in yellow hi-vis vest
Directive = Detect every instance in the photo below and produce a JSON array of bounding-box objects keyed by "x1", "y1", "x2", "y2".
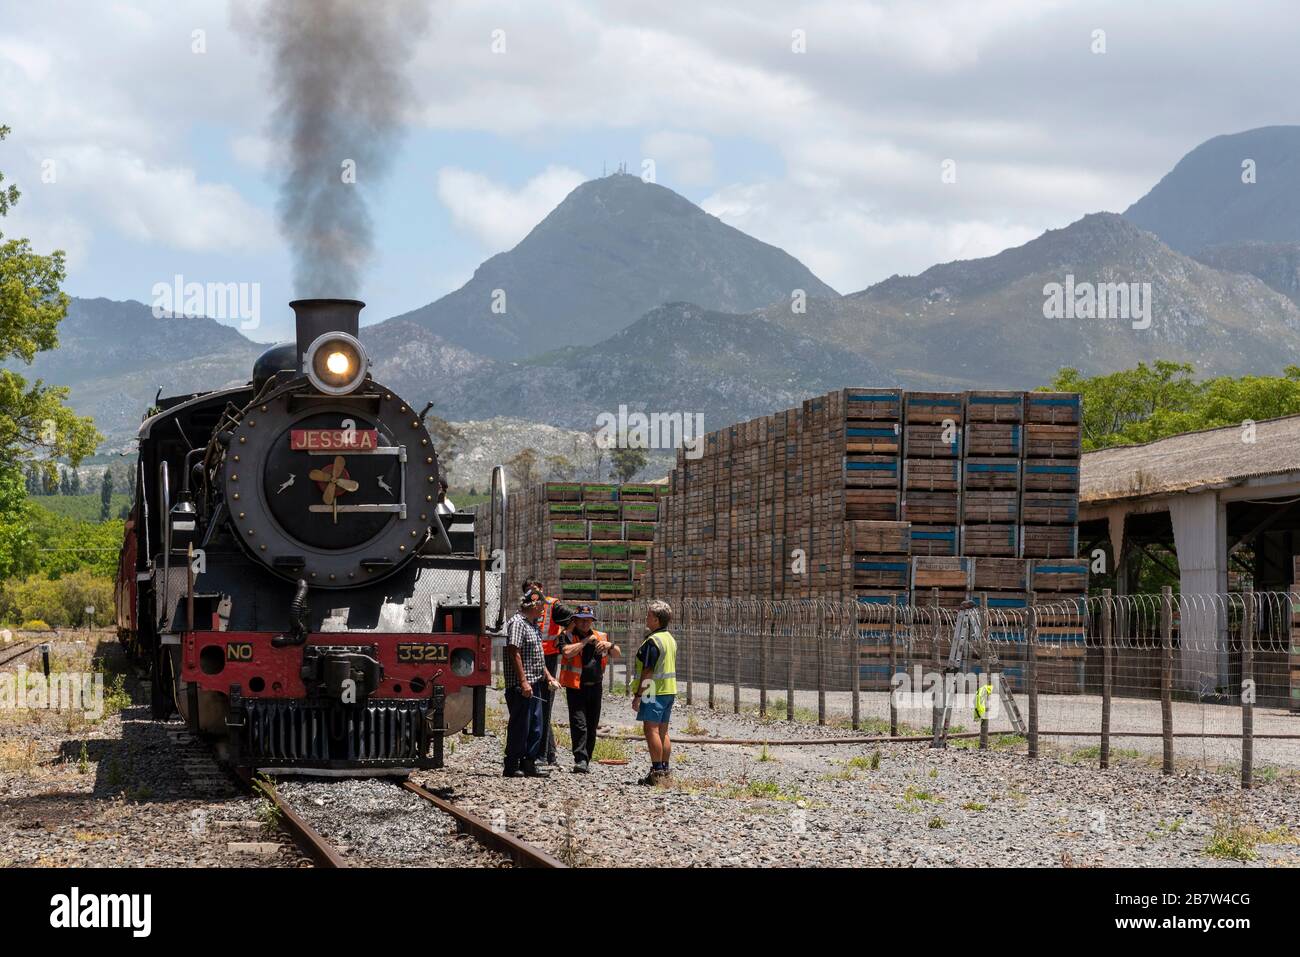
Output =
[{"x1": 631, "y1": 598, "x2": 678, "y2": 785}]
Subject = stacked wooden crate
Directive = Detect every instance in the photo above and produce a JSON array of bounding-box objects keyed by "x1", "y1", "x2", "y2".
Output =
[
  {"x1": 1021, "y1": 393, "x2": 1081, "y2": 561},
  {"x1": 494, "y1": 480, "x2": 666, "y2": 604},
  {"x1": 902, "y1": 393, "x2": 961, "y2": 558},
  {"x1": 647, "y1": 387, "x2": 1085, "y2": 690}
]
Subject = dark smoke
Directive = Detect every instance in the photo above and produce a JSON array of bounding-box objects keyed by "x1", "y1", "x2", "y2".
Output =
[{"x1": 246, "y1": 0, "x2": 429, "y2": 297}]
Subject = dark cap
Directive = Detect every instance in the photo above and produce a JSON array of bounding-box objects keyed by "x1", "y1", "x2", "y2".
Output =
[
  {"x1": 520, "y1": 589, "x2": 545, "y2": 609},
  {"x1": 551, "y1": 603, "x2": 575, "y2": 625},
  {"x1": 571, "y1": 604, "x2": 596, "y2": 620}
]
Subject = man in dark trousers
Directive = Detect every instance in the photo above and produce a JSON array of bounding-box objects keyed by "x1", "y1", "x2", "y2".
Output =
[
  {"x1": 523, "y1": 576, "x2": 563, "y2": 765},
  {"x1": 557, "y1": 604, "x2": 620, "y2": 773},
  {"x1": 502, "y1": 589, "x2": 558, "y2": 778}
]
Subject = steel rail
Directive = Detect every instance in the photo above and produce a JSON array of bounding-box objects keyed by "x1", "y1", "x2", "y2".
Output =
[
  {"x1": 401, "y1": 780, "x2": 566, "y2": 868},
  {"x1": 597, "y1": 731, "x2": 986, "y2": 746},
  {"x1": 253, "y1": 777, "x2": 349, "y2": 869},
  {"x1": 0, "y1": 641, "x2": 41, "y2": 669}
]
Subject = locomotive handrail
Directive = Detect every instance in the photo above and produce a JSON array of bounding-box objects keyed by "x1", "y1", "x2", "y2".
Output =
[
  {"x1": 489, "y1": 464, "x2": 507, "y2": 632},
  {"x1": 157, "y1": 460, "x2": 170, "y2": 632}
]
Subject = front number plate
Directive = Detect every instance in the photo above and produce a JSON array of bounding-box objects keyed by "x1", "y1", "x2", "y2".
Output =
[{"x1": 396, "y1": 642, "x2": 449, "y2": 664}]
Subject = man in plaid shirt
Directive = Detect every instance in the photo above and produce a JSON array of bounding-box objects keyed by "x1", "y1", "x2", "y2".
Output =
[{"x1": 502, "y1": 589, "x2": 558, "y2": 778}]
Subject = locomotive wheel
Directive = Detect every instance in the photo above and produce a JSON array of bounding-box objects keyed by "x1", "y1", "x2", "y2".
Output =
[{"x1": 149, "y1": 642, "x2": 172, "y2": 720}]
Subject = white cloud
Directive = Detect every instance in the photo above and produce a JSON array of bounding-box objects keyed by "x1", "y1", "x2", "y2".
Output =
[
  {"x1": 642, "y1": 131, "x2": 715, "y2": 187},
  {"x1": 703, "y1": 180, "x2": 1040, "y2": 293},
  {"x1": 49, "y1": 145, "x2": 273, "y2": 253},
  {"x1": 436, "y1": 164, "x2": 586, "y2": 251},
  {"x1": 230, "y1": 133, "x2": 274, "y2": 171}
]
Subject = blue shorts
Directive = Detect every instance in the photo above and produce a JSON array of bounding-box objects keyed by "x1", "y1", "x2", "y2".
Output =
[{"x1": 637, "y1": 694, "x2": 675, "y2": 724}]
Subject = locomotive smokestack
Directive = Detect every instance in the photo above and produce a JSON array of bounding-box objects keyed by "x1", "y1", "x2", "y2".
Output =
[{"x1": 291, "y1": 298, "x2": 363, "y2": 365}]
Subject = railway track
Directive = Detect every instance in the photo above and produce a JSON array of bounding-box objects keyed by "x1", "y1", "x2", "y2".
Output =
[
  {"x1": 0, "y1": 640, "x2": 42, "y2": 669},
  {"x1": 253, "y1": 777, "x2": 349, "y2": 868},
  {"x1": 401, "y1": 779, "x2": 565, "y2": 868},
  {"x1": 254, "y1": 775, "x2": 564, "y2": 869}
]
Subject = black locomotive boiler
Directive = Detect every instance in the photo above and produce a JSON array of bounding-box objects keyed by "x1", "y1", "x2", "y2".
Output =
[{"x1": 115, "y1": 299, "x2": 506, "y2": 774}]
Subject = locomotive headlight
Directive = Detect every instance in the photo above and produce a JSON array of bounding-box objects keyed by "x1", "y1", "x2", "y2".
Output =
[
  {"x1": 304, "y1": 332, "x2": 369, "y2": 395},
  {"x1": 325, "y1": 351, "x2": 351, "y2": 375}
]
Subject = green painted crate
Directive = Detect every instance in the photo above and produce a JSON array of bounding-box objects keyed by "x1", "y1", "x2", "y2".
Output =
[
  {"x1": 594, "y1": 561, "x2": 631, "y2": 580},
  {"x1": 625, "y1": 521, "x2": 656, "y2": 541},
  {"x1": 622, "y1": 502, "x2": 659, "y2": 521},
  {"x1": 560, "y1": 581, "x2": 598, "y2": 600},
  {"x1": 590, "y1": 541, "x2": 629, "y2": 560},
  {"x1": 554, "y1": 541, "x2": 591, "y2": 560},
  {"x1": 584, "y1": 501, "x2": 622, "y2": 518},
  {"x1": 550, "y1": 520, "x2": 588, "y2": 540},
  {"x1": 559, "y1": 560, "x2": 595, "y2": 580},
  {"x1": 548, "y1": 503, "x2": 584, "y2": 516},
  {"x1": 597, "y1": 582, "x2": 635, "y2": 599},
  {"x1": 620, "y1": 483, "x2": 659, "y2": 502},
  {"x1": 626, "y1": 542, "x2": 649, "y2": 560},
  {"x1": 582, "y1": 483, "x2": 619, "y2": 502},
  {"x1": 546, "y1": 482, "x2": 582, "y2": 502},
  {"x1": 589, "y1": 521, "x2": 625, "y2": 540}
]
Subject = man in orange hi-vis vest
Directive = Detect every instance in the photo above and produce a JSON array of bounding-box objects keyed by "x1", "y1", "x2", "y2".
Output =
[{"x1": 559, "y1": 604, "x2": 620, "y2": 773}]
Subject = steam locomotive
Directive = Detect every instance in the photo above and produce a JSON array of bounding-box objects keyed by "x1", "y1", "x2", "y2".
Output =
[{"x1": 115, "y1": 299, "x2": 506, "y2": 774}]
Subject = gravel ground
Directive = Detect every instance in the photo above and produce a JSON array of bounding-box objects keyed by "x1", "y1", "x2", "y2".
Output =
[
  {"x1": 0, "y1": 633, "x2": 305, "y2": 868},
  {"x1": 412, "y1": 687, "x2": 1300, "y2": 868},
  {"x1": 273, "y1": 777, "x2": 511, "y2": 867}
]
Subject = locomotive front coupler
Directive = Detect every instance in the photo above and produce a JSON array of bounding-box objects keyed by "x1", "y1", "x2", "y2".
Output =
[{"x1": 299, "y1": 645, "x2": 384, "y2": 702}]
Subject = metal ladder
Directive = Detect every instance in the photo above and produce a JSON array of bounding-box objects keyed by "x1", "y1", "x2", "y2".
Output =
[{"x1": 931, "y1": 601, "x2": 1025, "y2": 748}]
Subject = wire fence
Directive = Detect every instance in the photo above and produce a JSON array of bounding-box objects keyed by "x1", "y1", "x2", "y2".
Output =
[{"x1": 498, "y1": 588, "x2": 1300, "y2": 787}]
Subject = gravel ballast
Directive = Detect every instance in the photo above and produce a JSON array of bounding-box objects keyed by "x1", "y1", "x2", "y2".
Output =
[{"x1": 410, "y1": 688, "x2": 1300, "y2": 868}]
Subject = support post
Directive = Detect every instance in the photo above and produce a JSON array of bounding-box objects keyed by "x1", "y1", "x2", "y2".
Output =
[
  {"x1": 979, "y1": 592, "x2": 989, "y2": 751},
  {"x1": 709, "y1": 605, "x2": 716, "y2": 710},
  {"x1": 1242, "y1": 587, "x2": 1255, "y2": 790},
  {"x1": 1100, "y1": 588, "x2": 1113, "y2": 770},
  {"x1": 817, "y1": 601, "x2": 827, "y2": 725},
  {"x1": 888, "y1": 602, "x2": 898, "y2": 737},
  {"x1": 1161, "y1": 584, "x2": 1174, "y2": 775},
  {"x1": 851, "y1": 600, "x2": 861, "y2": 731},
  {"x1": 787, "y1": 609, "x2": 795, "y2": 722},
  {"x1": 1027, "y1": 591, "x2": 1039, "y2": 759},
  {"x1": 930, "y1": 587, "x2": 942, "y2": 742}
]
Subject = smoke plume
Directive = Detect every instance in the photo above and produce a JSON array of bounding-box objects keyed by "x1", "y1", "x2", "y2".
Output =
[{"x1": 245, "y1": 0, "x2": 429, "y2": 297}]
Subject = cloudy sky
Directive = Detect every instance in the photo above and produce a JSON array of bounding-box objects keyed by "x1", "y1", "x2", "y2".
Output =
[{"x1": 1, "y1": 0, "x2": 1297, "y2": 341}]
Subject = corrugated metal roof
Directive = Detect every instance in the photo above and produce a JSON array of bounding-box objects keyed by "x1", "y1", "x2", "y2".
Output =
[{"x1": 1080, "y1": 413, "x2": 1300, "y2": 504}]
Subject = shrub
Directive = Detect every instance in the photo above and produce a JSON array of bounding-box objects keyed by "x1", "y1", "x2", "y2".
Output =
[{"x1": 4, "y1": 570, "x2": 115, "y2": 627}]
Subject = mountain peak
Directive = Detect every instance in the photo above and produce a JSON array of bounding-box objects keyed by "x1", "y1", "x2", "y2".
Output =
[
  {"x1": 1124, "y1": 125, "x2": 1300, "y2": 253},
  {"x1": 382, "y1": 175, "x2": 837, "y2": 359}
]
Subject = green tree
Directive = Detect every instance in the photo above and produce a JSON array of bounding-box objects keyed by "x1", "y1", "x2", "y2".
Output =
[
  {"x1": 99, "y1": 468, "x2": 114, "y2": 521},
  {"x1": 544, "y1": 453, "x2": 574, "y2": 481},
  {"x1": 610, "y1": 446, "x2": 648, "y2": 482},
  {"x1": 0, "y1": 467, "x2": 34, "y2": 580},
  {"x1": 70, "y1": 467, "x2": 80, "y2": 495},
  {"x1": 424, "y1": 414, "x2": 465, "y2": 462},
  {"x1": 27, "y1": 501, "x2": 123, "y2": 577},
  {"x1": 0, "y1": 124, "x2": 100, "y2": 471},
  {"x1": 1046, "y1": 362, "x2": 1300, "y2": 451},
  {"x1": 506, "y1": 447, "x2": 539, "y2": 487},
  {"x1": 59, "y1": 467, "x2": 70, "y2": 496}
]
